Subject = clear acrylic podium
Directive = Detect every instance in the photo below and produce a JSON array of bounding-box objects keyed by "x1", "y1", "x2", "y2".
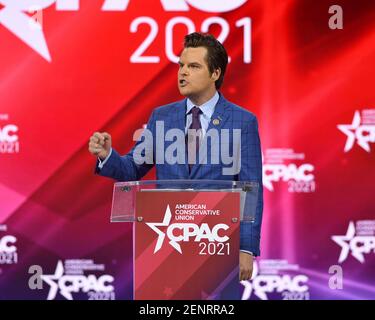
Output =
[{"x1": 110, "y1": 180, "x2": 259, "y2": 300}]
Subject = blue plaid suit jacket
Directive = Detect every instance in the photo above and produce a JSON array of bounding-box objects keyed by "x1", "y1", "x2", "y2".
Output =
[{"x1": 97, "y1": 93, "x2": 263, "y2": 256}]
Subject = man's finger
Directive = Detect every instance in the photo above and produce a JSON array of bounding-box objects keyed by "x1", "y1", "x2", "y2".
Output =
[
  {"x1": 93, "y1": 132, "x2": 105, "y2": 144},
  {"x1": 94, "y1": 146, "x2": 102, "y2": 153},
  {"x1": 89, "y1": 146, "x2": 99, "y2": 155},
  {"x1": 90, "y1": 135, "x2": 99, "y2": 143},
  {"x1": 102, "y1": 132, "x2": 111, "y2": 141},
  {"x1": 89, "y1": 141, "x2": 100, "y2": 149},
  {"x1": 239, "y1": 268, "x2": 251, "y2": 281},
  {"x1": 245, "y1": 271, "x2": 251, "y2": 281},
  {"x1": 89, "y1": 142, "x2": 104, "y2": 153},
  {"x1": 240, "y1": 270, "x2": 245, "y2": 281}
]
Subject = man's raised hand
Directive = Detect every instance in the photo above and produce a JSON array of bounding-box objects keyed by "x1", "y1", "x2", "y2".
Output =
[{"x1": 88, "y1": 132, "x2": 111, "y2": 160}]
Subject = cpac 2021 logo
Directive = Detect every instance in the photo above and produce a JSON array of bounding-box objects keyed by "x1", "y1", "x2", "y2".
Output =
[
  {"x1": 332, "y1": 220, "x2": 375, "y2": 264},
  {"x1": 337, "y1": 109, "x2": 375, "y2": 153},
  {"x1": 0, "y1": 230, "x2": 18, "y2": 264},
  {"x1": 241, "y1": 260, "x2": 310, "y2": 300},
  {"x1": 29, "y1": 260, "x2": 115, "y2": 300},
  {"x1": 0, "y1": 0, "x2": 249, "y2": 62},
  {"x1": 262, "y1": 148, "x2": 316, "y2": 193},
  {"x1": 147, "y1": 205, "x2": 229, "y2": 254},
  {"x1": 0, "y1": 123, "x2": 20, "y2": 154}
]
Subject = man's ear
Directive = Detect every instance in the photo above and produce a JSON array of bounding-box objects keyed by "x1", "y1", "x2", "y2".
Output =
[{"x1": 211, "y1": 68, "x2": 221, "y2": 82}]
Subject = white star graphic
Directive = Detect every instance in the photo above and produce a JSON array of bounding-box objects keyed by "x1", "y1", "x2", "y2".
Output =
[
  {"x1": 41, "y1": 260, "x2": 67, "y2": 300},
  {"x1": 0, "y1": 0, "x2": 55, "y2": 62},
  {"x1": 337, "y1": 111, "x2": 362, "y2": 152},
  {"x1": 331, "y1": 222, "x2": 357, "y2": 263},
  {"x1": 337, "y1": 110, "x2": 374, "y2": 153},
  {"x1": 146, "y1": 205, "x2": 182, "y2": 254}
]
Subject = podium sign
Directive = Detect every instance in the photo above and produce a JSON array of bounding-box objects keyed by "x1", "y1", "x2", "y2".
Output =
[
  {"x1": 110, "y1": 179, "x2": 259, "y2": 300},
  {"x1": 134, "y1": 191, "x2": 240, "y2": 300}
]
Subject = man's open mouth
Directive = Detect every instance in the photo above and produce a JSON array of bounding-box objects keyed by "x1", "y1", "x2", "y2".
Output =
[{"x1": 179, "y1": 79, "x2": 188, "y2": 87}]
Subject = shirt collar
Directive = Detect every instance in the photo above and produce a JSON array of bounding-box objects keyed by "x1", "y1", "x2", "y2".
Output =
[{"x1": 186, "y1": 91, "x2": 219, "y2": 119}]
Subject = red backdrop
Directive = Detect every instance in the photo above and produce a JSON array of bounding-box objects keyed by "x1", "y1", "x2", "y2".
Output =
[{"x1": 0, "y1": 0, "x2": 374, "y2": 300}]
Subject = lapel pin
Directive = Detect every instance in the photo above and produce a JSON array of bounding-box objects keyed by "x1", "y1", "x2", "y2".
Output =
[{"x1": 213, "y1": 119, "x2": 220, "y2": 125}]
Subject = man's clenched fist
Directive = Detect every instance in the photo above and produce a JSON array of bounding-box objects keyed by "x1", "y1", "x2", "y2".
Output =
[{"x1": 88, "y1": 132, "x2": 112, "y2": 160}]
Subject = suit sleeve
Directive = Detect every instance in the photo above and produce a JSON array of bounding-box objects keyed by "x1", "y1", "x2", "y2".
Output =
[
  {"x1": 95, "y1": 111, "x2": 156, "y2": 181},
  {"x1": 238, "y1": 115, "x2": 263, "y2": 256}
]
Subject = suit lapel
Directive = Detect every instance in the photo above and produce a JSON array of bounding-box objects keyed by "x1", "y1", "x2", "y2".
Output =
[
  {"x1": 206, "y1": 94, "x2": 230, "y2": 133},
  {"x1": 172, "y1": 99, "x2": 187, "y2": 132},
  {"x1": 171, "y1": 99, "x2": 189, "y2": 177}
]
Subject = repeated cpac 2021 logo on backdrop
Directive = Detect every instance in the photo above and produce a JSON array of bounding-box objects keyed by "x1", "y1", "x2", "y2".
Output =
[
  {"x1": 0, "y1": 225, "x2": 18, "y2": 266},
  {"x1": 332, "y1": 220, "x2": 375, "y2": 264},
  {"x1": 28, "y1": 259, "x2": 115, "y2": 300},
  {"x1": 241, "y1": 259, "x2": 310, "y2": 300},
  {"x1": 0, "y1": 0, "x2": 250, "y2": 62},
  {"x1": 262, "y1": 148, "x2": 315, "y2": 193},
  {"x1": 0, "y1": 114, "x2": 19, "y2": 154},
  {"x1": 337, "y1": 109, "x2": 375, "y2": 153}
]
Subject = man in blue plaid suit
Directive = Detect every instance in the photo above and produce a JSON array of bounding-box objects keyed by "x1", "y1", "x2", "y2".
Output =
[{"x1": 89, "y1": 33, "x2": 263, "y2": 281}]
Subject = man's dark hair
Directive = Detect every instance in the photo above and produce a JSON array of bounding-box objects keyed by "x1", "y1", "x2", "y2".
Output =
[{"x1": 183, "y1": 32, "x2": 228, "y2": 90}]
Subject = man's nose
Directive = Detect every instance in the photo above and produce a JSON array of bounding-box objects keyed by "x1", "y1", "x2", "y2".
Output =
[{"x1": 179, "y1": 65, "x2": 189, "y2": 76}]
